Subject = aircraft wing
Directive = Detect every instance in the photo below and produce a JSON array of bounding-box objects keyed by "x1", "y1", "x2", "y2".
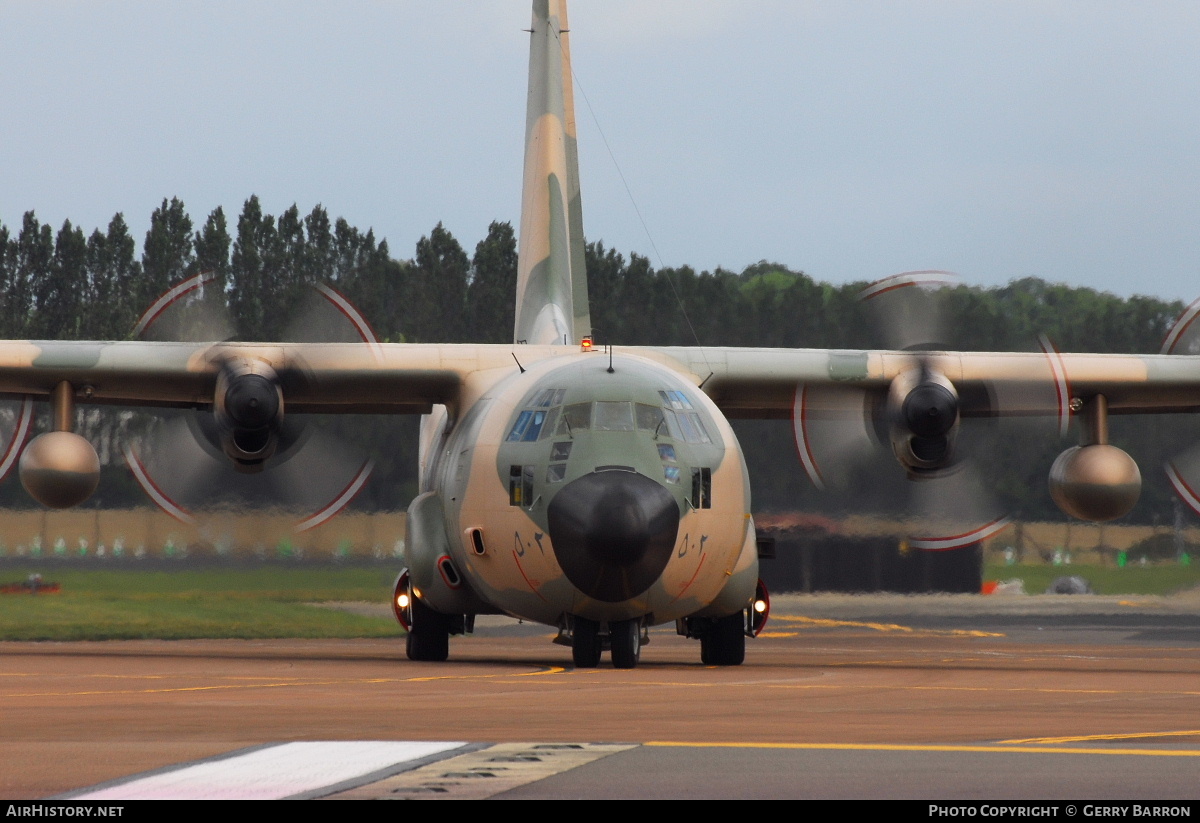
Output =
[
  {"x1": 0, "y1": 340, "x2": 511, "y2": 414},
  {"x1": 3, "y1": 337, "x2": 1200, "y2": 524},
  {"x1": 6, "y1": 339, "x2": 1200, "y2": 417},
  {"x1": 641, "y1": 346, "x2": 1200, "y2": 419}
]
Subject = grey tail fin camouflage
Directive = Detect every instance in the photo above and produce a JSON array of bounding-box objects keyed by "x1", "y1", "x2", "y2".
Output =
[{"x1": 514, "y1": 0, "x2": 591, "y2": 346}]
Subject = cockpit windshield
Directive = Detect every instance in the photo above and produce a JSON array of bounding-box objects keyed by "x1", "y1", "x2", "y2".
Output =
[{"x1": 506, "y1": 388, "x2": 713, "y2": 445}]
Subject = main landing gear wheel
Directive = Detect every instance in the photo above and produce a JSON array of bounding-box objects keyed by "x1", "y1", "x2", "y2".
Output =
[
  {"x1": 405, "y1": 595, "x2": 450, "y2": 662},
  {"x1": 572, "y1": 616, "x2": 602, "y2": 668},
  {"x1": 701, "y1": 613, "x2": 745, "y2": 666},
  {"x1": 610, "y1": 619, "x2": 641, "y2": 669}
]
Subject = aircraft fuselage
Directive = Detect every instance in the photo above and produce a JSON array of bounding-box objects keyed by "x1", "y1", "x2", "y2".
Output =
[{"x1": 408, "y1": 351, "x2": 759, "y2": 632}]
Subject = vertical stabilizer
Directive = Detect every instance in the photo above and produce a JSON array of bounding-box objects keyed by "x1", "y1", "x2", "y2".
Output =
[{"x1": 514, "y1": 0, "x2": 591, "y2": 345}]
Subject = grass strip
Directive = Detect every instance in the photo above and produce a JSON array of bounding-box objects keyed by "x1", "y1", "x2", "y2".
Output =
[
  {"x1": 0, "y1": 566, "x2": 402, "y2": 641},
  {"x1": 984, "y1": 562, "x2": 1200, "y2": 596}
]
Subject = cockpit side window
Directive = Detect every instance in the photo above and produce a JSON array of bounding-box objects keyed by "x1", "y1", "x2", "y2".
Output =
[
  {"x1": 653, "y1": 390, "x2": 713, "y2": 445},
  {"x1": 507, "y1": 389, "x2": 568, "y2": 442},
  {"x1": 676, "y1": 410, "x2": 701, "y2": 443},
  {"x1": 538, "y1": 406, "x2": 560, "y2": 440},
  {"x1": 509, "y1": 464, "x2": 535, "y2": 506},
  {"x1": 662, "y1": 407, "x2": 684, "y2": 440},
  {"x1": 506, "y1": 410, "x2": 534, "y2": 442},
  {"x1": 521, "y1": 410, "x2": 548, "y2": 441},
  {"x1": 691, "y1": 467, "x2": 712, "y2": 509}
]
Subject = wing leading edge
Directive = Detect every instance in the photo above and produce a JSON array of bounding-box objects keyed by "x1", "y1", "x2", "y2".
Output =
[{"x1": 5, "y1": 340, "x2": 1200, "y2": 416}]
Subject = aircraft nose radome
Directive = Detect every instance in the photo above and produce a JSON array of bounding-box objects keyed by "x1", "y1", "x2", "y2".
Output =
[{"x1": 547, "y1": 470, "x2": 680, "y2": 603}]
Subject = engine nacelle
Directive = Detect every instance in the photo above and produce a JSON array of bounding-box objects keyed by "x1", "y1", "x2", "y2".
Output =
[
  {"x1": 19, "y1": 431, "x2": 100, "y2": 509},
  {"x1": 214, "y1": 360, "x2": 283, "y2": 473},
  {"x1": 887, "y1": 370, "x2": 960, "y2": 475},
  {"x1": 1049, "y1": 444, "x2": 1141, "y2": 521}
]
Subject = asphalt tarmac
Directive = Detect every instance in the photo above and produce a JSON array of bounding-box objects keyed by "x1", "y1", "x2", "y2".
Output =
[{"x1": 2, "y1": 592, "x2": 1198, "y2": 800}]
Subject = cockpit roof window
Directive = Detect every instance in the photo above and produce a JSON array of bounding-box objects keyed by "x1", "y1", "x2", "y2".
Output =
[
  {"x1": 530, "y1": 388, "x2": 565, "y2": 408},
  {"x1": 659, "y1": 390, "x2": 694, "y2": 411}
]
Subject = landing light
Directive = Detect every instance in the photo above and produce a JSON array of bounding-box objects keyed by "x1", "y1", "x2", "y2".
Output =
[
  {"x1": 391, "y1": 569, "x2": 413, "y2": 631},
  {"x1": 748, "y1": 579, "x2": 770, "y2": 637}
]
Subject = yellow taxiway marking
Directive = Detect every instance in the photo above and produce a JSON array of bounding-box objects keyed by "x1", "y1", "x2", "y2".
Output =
[
  {"x1": 771, "y1": 614, "x2": 1004, "y2": 638},
  {"x1": 646, "y1": 741, "x2": 1200, "y2": 757},
  {"x1": 3, "y1": 667, "x2": 570, "y2": 698},
  {"x1": 12, "y1": 670, "x2": 1199, "y2": 700},
  {"x1": 1001, "y1": 730, "x2": 1200, "y2": 745},
  {"x1": 765, "y1": 682, "x2": 1200, "y2": 697}
]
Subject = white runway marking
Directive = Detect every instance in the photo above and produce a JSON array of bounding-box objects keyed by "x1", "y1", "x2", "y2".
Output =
[{"x1": 72, "y1": 741, "x2": 466, "y2": 800}]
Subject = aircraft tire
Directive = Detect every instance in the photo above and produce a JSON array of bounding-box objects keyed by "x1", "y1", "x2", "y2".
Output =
[
  {"x1": 610, "y1": 618, "x2": 641, "y2": 669},
  {"x1": 572, "y1": 617, "x2": 602, "y2": 668},
  {"x1": 701, "y1": 613, "x2": 745, "y2": 666},
  {"x1": 405, "y1": 596, "x2": 450, "y2": 662}
]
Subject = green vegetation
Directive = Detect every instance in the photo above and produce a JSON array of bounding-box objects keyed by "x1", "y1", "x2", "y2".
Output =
[
  {"x1": 0, "y1": 566, "x2": 401, "y2": 641},
  {"x1": 3, "y1": 199, "x2": 1199, "y2": 521},
  {"x1": 984, "y1": 562, "x2": 1200, "y2": 597}
]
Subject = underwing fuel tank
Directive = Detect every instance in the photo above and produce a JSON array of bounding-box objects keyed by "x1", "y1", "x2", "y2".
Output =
[
  {"x1": 1049, "y1": 444, "x2": 1141, "y2": 521},
  {"x1": 19, "y1": 432, "x2": 100, "y2": 509}
]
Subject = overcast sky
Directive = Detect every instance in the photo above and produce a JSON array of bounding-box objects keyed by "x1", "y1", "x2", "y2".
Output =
[{"x1": 3, "y1": 1, "x2": 1198, "y2": 302}]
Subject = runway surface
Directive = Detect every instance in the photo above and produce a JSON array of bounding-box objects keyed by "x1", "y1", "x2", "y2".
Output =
[{"x1": 3, "y1": 593, "x2": 1199, "y2": 799}]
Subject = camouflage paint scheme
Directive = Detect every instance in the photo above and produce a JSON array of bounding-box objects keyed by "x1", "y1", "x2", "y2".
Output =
[
  {"x1": 515, "y1": 0, "x2": 590, "y2": 347},
  {"x1": 4, "y1": 342, "x2": 1197, "y2": 417},
  {"x1": 4, "y1": 1, "x2": 1200, "y2": 664}
]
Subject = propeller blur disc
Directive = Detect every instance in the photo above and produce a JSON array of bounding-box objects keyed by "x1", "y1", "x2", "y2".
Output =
[
  {"x1": 1162, "y1": 298, "x2": 1200, "y2": 514},
  {"x1": 125, "y1": 276, "x2": 376, "y2": 530},
  {"x1": 796, "y1": 271, "x2": 1062, "y2": 549},
  {"x1": 0, "y1": 396, "x2": 34, "y2": 483}
]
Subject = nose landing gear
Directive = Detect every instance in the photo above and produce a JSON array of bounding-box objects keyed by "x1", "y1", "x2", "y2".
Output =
[
  {"x1": 564, "y1": 616, "x2": 645, "y2": 669},
  {"x1": 609, "y1": 618, "x2": 641, "y2": 669}
]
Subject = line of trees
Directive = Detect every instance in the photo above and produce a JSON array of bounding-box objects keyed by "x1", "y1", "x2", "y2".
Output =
[
  {"x1": 1, "y1": 197, "x2": 1197, "y2": 524},
  {"x1": 0, "y1": 197, "x2": 520, "y2": 346},
  {"x1": 2, "y1": 197, "x2": 1183, "y2": 354}
]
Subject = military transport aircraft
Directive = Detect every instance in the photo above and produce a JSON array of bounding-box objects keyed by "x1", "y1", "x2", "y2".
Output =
[{"x1": 1, "y1": 0, "x2": 1198, "y2": 669}]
